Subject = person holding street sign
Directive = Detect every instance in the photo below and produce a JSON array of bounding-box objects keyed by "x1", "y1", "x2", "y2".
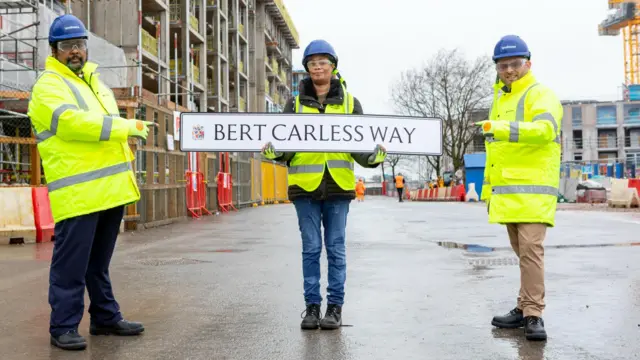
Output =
[{"x1": 261, "y1": 39, "x2": 386, "y2": 330}]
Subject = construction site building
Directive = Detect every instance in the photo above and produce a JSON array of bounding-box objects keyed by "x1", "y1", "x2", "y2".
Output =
[
  {"x1": 561, "y1": 101, "x2": 640, "y2": 171},
  {"x1": 68, "y1": 0, "x2": 299, "y2": 113},
  {"x1": 0, "y1": 0, "x2": 300, "y2": 229}
]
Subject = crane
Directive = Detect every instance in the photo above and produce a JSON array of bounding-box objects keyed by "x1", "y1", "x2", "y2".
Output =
[{"x1": 599, "y1": 0, "x2": 640, "y2": 91}]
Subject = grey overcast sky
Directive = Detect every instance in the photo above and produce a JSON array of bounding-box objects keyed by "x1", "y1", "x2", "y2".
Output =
[
  {"x1": 282, "y1": 0, "x2": 622, "y2": 179},
  {"x1": 285, "y1": 0, "x2": 622, "y2": 114}
]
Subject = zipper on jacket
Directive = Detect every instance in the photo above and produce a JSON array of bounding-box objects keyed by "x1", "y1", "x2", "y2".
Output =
[{"x1": 81, "y1": 73, "x2": 111, "y2": 115}]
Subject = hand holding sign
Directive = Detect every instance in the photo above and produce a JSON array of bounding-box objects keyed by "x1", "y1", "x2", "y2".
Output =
[
  {"x1": 261, "y1": 141, "x2": 282, "y2": 160},
  {"x1": 368, "y1": 144, "x2": 387, "y2": 164}
]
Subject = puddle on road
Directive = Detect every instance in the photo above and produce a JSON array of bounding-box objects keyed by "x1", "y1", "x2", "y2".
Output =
[
  {"x1": 437, "y1": 240, "x2": 640, "y2": 252},
  {"x1": 437, "y1": 241, "x2": 506, "y2": 253},
  {"x1": 136, "y1": 257, "x2": 212, "y2": 266}
]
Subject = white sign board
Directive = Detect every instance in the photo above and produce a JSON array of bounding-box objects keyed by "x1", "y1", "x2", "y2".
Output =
[{"x1": 180, "y1": 113, "x2": 442, "y2": 155}]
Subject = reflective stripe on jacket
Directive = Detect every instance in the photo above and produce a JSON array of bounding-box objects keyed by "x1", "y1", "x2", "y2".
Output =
[
  {"x1": 483, "y1": 71, "x2": 562, "y2": 226},
  {"x1": 27, "y1": 56, "x2": 140, "y2": 222},
  {"x1": 288, "y1": 86, "x2": 356, "y2": 193}
]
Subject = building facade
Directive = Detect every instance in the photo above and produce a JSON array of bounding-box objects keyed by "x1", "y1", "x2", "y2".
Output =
[
  {"x1": 69, "y1": 0, "x2": 299, "y2": 114},
  {"x1": 291, "y1": 68, "x2": 305, "y2": 97},
  {"x1": 561, "y1": 100, "x2": 640, "y2": 169}
]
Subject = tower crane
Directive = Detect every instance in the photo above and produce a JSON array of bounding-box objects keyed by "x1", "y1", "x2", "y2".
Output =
[{"x1": 599, "y1": 0, "x2": 640, "y2": 94}]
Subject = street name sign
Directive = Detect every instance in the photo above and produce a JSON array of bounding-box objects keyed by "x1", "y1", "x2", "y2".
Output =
[{"x1": 179, "y1": 113, "x2": 442, "y2": 156}]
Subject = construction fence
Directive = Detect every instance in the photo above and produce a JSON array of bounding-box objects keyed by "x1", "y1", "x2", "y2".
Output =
[
  {"x1": 114, "y1": 89, "x2": 290, "y2": 230},
  {"x1": 0, "y1": 86, "x2": 291, "y2": 231}
]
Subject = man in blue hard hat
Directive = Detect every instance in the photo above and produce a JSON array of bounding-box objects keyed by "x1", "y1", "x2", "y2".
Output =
[
  {"x1": 261, "y1": 39, "x2": 387, "y2": 330},
  {"x1": 477, "y1": 35, "x2": 562, "y2": 341},
  {"x1": 28, "y1": 14, "x2": 151, "y2": 350}
]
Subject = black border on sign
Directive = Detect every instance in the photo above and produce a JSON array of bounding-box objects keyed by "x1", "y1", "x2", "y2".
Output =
[{"x1": 178, "y1": 112, "x2": 444, "y2": 156}]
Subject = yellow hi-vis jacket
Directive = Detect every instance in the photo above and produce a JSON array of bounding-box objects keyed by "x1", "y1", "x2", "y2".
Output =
[
  {"x1": 288, "y1": 85, "x2": 356, "y2": 192},
  {"x1": 27, "y1": 56, "x2": 140, "y2": 222},
  {"x1": 482, "y1": 71, "x2": 562, "y2": 227}
]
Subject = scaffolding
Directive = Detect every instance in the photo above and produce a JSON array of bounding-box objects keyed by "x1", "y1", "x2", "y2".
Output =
[{"x1": 0, "y1": 0, "x2": 40, "y2": 185}]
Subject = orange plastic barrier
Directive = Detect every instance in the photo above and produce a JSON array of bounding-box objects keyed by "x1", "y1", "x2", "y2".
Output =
[
  {"x1": 629, "y1": 179, "x2": 640, "y2": 194},
  {"x1": 217, "y1": 172, "x2": 237, "y2": 213},
  {"x1": 456, "y1": 184, "x2": 466, "y2": 201},
  {"x1": 186, "y1": 171, "x2": 212, "y2": 218},
  {"x1": 31, "y1": 187, "x2": 55, "y2": 243}
]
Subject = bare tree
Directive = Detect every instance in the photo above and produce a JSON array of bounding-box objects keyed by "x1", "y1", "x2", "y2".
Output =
[
  {"x1": 385, "y1": 154, "x2": 406, "y2": 178},
  {"x1": 391, "y1": 48, "x2": 494, "y2": 172}
]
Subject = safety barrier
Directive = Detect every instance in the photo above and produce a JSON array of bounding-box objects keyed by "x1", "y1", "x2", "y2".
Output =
[
  {"x1": 274, "y1": 164, "x2": 288, "y2": 204},
  {"x1": 465, "y1": 183, "x2": 479, "y2": 202},
  {"x1": 31, "y1": 187, "x2": 55, "y2": 243},
  {"x1": 0, "y1": 187, "x2": 37, "y2": 245},
  {"x1": 407, "y1": 185, "x2": 467, "y2": 202},
  {"x1": 255, "y1": 160, "x2": 289, "y2": 205},
  {"x1": 608, "y1": 178, "x2": 640, "y2": 208},
  {"x1": 186, "y1": 171, "x2": 212, "y2": 218},
  {"x1": 217, "y1": 172, "x2": 237, "y2": 213}
]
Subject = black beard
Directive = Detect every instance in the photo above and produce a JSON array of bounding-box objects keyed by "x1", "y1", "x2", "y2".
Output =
[{"x1": 66, "y1": 56, "x2": 84, "y2": 71}]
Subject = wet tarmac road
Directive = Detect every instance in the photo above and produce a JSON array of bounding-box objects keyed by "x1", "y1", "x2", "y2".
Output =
[{"x1": 1, "y1": 197, "x2": 640, "y2": 360}]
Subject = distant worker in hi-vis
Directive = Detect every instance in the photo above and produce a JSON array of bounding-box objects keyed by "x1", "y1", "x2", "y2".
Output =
[
  {"x1": 395, "y1": 172, "x2": 405, "y2": 202},
  {"x1": 27, "y1": 14, "x2": 153, "y2": 350},
  {"x1": 355, "y1": 178, "x2": 366, "y2": 202},
  {"x1": 476, "y1": 35, "x2": 562, "y2": 341},
  {"x1": 261, "y1": 40, "x2": 387, "y2": 330}
]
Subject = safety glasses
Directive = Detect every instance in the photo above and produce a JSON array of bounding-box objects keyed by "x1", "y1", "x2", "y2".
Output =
[
  {"x1": 307, "y1": 59, "x2": 332, "y2": 68},
  {"x1": 57, "y1": 39, "x2": 88, "y2": 52},
  {"x1": 495, "y1": 58, "x2": 526, "y2": 72}
]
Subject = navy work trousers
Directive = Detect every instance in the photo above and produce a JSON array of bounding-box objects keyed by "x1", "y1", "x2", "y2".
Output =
[{"x1": 49, "y1": 205, "x2": 125, "y2": 336}]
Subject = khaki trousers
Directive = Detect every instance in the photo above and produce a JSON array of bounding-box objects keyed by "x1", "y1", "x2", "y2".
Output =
[{"x1": 506, "y1": 223, "x2": 546, "y2": 317}]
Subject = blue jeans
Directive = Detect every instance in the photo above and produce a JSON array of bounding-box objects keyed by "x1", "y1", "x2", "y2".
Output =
[{"x1": 293, "y1": 198, "x2": 350, "y2": 306}]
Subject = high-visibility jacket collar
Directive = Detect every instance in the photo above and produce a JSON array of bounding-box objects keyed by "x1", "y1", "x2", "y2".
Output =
[
  {"x1": 297, "y1": 78, "x2": 346, "y2": 108},
  {"x1": 495, "y1": 71, "x2": 536, "y2": 94},
  {"x1": 45, "y1": 56, "x2": 99, "y2": 80}
]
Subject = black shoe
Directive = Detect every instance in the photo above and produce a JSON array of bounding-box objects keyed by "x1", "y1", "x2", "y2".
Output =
[
  {"x1": 491, "y1": 307, "x2": 524, "y2": 329},
  {"x1": 319, "y1": 304, "x2": 342, "y2": 330},
  {"x1": 300, "y1": 304, "x2": 321, "y2": 330},
  {"x1": 524, "y1": 316, "x2": 547, "y2": 341},
  {"x1": 90, "y1": 319, "x2": 144, "y2": 336},
  {"x1": 50, "y1": 330, "x2": 87, "y2": 351}
]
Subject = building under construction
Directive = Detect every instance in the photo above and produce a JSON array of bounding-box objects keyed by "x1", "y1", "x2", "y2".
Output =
[{"x1": 0, "y1": 0, "x2": 300, "y2": 229}]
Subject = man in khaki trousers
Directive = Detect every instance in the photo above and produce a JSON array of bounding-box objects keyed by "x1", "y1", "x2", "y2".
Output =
[{"x1": 477, "y1": 35, "x2": 563, "y2": 341}]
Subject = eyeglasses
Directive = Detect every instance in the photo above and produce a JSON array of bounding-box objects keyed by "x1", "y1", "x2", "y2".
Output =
[
  {"x1": 57, "y1": 39, "x2": 87, "y2": 52},
  {"x1": 307, "y1": 59, "x2": 332, "y2": 68},
  {"x1": 496, "y1": 58, "x2": 526, "y2": 71}
]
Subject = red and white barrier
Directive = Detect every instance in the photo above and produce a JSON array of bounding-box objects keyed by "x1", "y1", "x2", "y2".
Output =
[
  {"x1": 0, "y1": 186, "x2": 56, "y2": 244},
  {"x1": 406, "y1": 185, "x2": 467, "y2": 202}
]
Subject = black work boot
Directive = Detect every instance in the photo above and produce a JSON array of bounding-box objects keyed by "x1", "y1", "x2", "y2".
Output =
[
  {"x1": 320, "y1": 304, "x2": 342, "y2": 330},
  {"x1": 524, "y1": 316, "x2": 547, "y2": 341},
  {"x1": 491, "y1": 307, "x2": 524, "y2": 328},
  {"x1": 90, "y1": 319, "x2": 144, "y2": 336},
  {"x1": 50, "y1": 330, "x2": 87, "y2": 350},
  {"x1": 300, "y1": 304, "x2": 321, "y2": 330}
]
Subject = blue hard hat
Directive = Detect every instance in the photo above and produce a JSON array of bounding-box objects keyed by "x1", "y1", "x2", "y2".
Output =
[
  {"x1": 302, "y1": 39, "x2": 338, "y2": 71},
  {"x1": 49, "y1": 14, "x2": 88, "y2": 44},
  {"x1": 492, "y1": 35, "x2": 530, "y2": 62}
]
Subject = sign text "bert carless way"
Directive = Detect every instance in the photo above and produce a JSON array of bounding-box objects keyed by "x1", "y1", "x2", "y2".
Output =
[{"x1": 180, "y1": 113, "x2": 442, "y2": 155}]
